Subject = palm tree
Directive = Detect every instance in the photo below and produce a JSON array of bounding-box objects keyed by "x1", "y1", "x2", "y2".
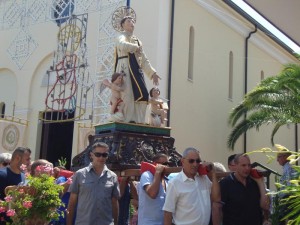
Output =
[{"x1": 228, "y1": 63, "x2": 300, "y2": 150}]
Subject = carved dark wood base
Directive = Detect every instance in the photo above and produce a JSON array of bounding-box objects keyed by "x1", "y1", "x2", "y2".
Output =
[{"x1": 72, "y1": 122, "x2": 182, "y2": 172}]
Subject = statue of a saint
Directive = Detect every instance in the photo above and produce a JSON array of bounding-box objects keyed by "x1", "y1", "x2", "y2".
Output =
[{"x1": 112, "y1": 7, "x2": 161, "y2": 124}]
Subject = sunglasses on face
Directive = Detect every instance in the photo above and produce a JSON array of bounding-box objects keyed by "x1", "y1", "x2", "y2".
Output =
[
  {"x1": 93, "y1": 152, "x2": 108, "y2": 158},
  {"x1": 2, "y1": 162, "x2": 10, "y2": 166},
  {"x1": 187, "y1": 158, "x2": 201, "y2": 164}
]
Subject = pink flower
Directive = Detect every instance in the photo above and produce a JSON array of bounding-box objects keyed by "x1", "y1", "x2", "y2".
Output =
[
  {"x1": 35, "y1": 165, "x2": 53, "y2": 175},
  {"x1": 20, "y1": 164, "x2": 27, "y2": 171},
  {"x1": 0, "y1": 206, "x2": 6, "y2": 213},
  {"x1": 4, "y1": 196, "x2": 12, "y2": 202},
  {"x1": 6, "y1": 209, "x2": 15, "y2": 217},
  {"x1": 18, "y1": 189, "x2": 24, "y2": 194},
  {"x1": 22, "y1": 201, "x2": 32, "y2": 209}
]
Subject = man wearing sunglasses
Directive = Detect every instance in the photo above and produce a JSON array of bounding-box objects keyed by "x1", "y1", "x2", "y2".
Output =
[
  {"x1": 67, "y1": 142, "x2": 120, "y2": 225},
  {"x1": 138, "y1": 153, "x2": 169, "y2": 225},
  {"x1": 163, "y1": 147, "x2": 220, "y2": 225}
]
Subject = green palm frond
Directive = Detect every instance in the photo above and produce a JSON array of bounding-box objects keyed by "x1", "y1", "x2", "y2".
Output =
[
  {"x1": 228, "y1": 111, "x2": 277, "y2": 149},
  {"x1": 270, "y1": 122, "x2": 288, "y2": 146},
  {"x1": 228, "y1": 63, "x2": 300, "y2": 150},
  {"x1": 228, "y1": 103, "x2": 248, "y2": 126}
]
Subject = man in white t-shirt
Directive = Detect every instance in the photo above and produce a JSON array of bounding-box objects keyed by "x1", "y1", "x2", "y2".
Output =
[{"x1": 163, "y1": 147, "x2": 220, "y2": 225}]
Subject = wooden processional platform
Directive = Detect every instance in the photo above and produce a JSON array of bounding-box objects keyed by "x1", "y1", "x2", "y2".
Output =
[
  {"x1": 71, "y1": 122, "x2": 182, "y2": 175},
  {"x1": 71, "y1": 122, "x2": 271, "y2": 180}
]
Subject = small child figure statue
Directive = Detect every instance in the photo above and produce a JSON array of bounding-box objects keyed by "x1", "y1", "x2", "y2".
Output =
[
  {"x1": 148, "y1": 87, "x2": 168, "y2": 127},
  {"x1": 102, "y1": 72, "x2": 125, "y2": 122}
]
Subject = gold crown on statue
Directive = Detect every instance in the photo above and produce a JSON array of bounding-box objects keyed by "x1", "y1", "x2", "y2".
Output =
[{"x1": 112, "y1": 6, "x2": 136, "y2": 32}]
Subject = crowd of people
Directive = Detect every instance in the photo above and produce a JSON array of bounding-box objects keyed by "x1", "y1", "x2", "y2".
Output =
[{"x1": 0, "y1": 142, "x2": 296, "y2": 225}]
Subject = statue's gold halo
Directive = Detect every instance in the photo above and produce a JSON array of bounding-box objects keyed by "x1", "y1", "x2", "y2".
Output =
[{"x1": 112, "y1": 6, "x2": 136, "y2": 32}]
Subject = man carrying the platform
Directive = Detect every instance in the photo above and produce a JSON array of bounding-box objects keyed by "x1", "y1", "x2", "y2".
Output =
[
  {"x1": 138, "y1": 153, "x2": 169, "y2": 225},
  {"x1": 220, "y1": 153, "x2": 269, "y2": 225},
  {"x1": 163, "y1": 147, "x2": 220, "y2": 225}
]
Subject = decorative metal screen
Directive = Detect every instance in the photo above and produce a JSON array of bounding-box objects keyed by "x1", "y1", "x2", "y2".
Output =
[{"x1": 0, "y1": 0, "x2": 126, "y2": 123}]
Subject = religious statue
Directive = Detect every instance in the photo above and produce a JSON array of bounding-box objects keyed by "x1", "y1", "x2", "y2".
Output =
[{"x1": 112, "y1": 6, "x2": 161, "y2": 124}]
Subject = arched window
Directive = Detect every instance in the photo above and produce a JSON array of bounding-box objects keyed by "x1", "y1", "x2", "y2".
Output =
[
  {"x1": 188, "y1": 26, "x2": 194, "y2": 81},
  {"x1": 260, "y1": 70, "x2": 264, "y2": 81},
  {"x1": 228, "y1": 51, "x2": 233, "y2": 100}
]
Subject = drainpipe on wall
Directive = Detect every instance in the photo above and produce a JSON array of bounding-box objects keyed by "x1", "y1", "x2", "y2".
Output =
[
  {"x1": 166, "y1": 0, "x2": 175, "y2": 127},
  {"x1": 243, "y1": 25, "x2": 257, "y2": 153}
]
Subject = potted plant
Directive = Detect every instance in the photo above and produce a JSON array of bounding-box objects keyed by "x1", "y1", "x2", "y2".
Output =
[
  {"x1": 249, "y1": 144, "x2": 300, "y2": 225},
  {"x1": 0, "y1": 165, "x2": 64, "y2": 225}
]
